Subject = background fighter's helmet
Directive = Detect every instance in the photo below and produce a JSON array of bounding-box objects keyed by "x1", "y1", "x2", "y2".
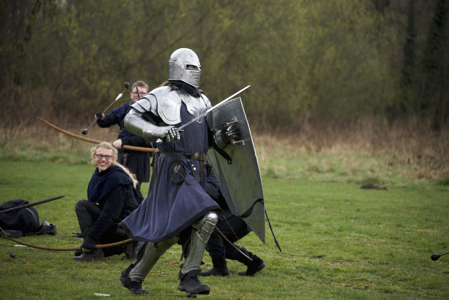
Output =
[{"x1": 168, "y1": 48, "x2": 201, "y2": 88}]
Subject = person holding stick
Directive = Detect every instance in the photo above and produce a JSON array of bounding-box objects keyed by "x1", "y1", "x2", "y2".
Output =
[{"x1": 96, "y1": 81, "x2": 153, "y2": 203}]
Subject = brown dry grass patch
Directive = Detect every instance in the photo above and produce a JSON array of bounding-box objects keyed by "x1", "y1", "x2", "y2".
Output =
[{"x1": 1, "y1": 86, "x2": 448, "y2": 185}]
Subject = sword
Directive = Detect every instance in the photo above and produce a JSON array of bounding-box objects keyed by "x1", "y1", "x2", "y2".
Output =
[
  {"x1": 179, "y1": 85, "x2": 250, "y2": 131},
  {"x1": 156, "y1": 85, "x2": 250, "y2": 144}
]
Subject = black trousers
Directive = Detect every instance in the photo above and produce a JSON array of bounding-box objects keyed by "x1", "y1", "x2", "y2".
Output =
[
  {"x1": 206, "y1": 215, "x2": 249, "y2": 260},
  {"x1": 75, "y1": 200, "x2": 124, "y2": 257}
]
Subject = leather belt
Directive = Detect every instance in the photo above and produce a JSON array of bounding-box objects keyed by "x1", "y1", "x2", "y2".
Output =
[
  {"x1": 160, "y1": 151, "x2": 205, "y2": 183},
  {"x1": 122, "y1": 152, "x2": 145, "y2": 158},
  {"x1": 159, "y1": 152, "x2": 204, "y2": 161}
]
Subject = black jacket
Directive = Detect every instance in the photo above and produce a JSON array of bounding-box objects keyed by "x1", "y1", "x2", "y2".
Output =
[{"x1": 87, "y1": 184, "x2": 138, "y2": 242}]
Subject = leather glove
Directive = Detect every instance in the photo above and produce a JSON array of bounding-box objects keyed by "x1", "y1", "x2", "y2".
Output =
[
  {"x1": 81, "y1": 236, "x2": 97, "y2": 252},
  {"x1": 220, "y1": 123, "x2": 240, "y2": 144}
]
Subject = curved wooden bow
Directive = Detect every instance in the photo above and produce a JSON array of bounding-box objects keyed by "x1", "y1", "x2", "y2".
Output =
[
  {"x1": 38, "y1": 117, "x2": 156, "y2": 153},
  {"x1": 1, "y1": 235, "x2": 133, "y2": 251}
]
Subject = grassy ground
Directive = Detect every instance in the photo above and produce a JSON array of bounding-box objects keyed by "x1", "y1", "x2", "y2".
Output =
[
  {"x1": 0, "y1": 159, "x2": 448, "y2": 299},
  {"x1": 2, "y1": 119, "x2": 448, "y2": 187}
]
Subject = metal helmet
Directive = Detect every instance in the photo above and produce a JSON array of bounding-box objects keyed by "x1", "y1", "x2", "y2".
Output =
[{"x1": 168, "y1": 48, "x2": 201, "y2": 88}]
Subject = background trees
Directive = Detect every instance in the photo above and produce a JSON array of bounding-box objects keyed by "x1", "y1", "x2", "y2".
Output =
[{"x1": 0, "y1": 0, "x2": 447, "y2": 131}]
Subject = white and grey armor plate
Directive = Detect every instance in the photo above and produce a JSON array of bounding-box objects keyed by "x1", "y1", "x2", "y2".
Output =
[{"x1": 131, "y1": 86, "x2": 211, "y2": 125}]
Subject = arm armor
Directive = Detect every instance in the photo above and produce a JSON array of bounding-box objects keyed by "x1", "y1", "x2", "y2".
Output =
[
  {"x1": 124, "y1": 95, "x2": 173, "y2": 141},
  {"x1": 124, "y1": 109, "x2": 173, "y2": 141}
]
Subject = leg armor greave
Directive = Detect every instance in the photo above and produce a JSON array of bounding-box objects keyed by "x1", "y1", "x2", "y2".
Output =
[
  {"x1": 128, "y1": 236, "x2": 179, "y2": 281},
  {"x1": 181, "y1": 211, "x2": 218, "y2": 275}
]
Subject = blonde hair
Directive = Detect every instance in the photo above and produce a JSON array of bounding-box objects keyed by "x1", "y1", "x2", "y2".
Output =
[
  {"x1": 131, "y1": 81, "x2": 149, "y2": 93},
  {"x1": 91, "y1": 142, "x2": 138, "y2": 188}
]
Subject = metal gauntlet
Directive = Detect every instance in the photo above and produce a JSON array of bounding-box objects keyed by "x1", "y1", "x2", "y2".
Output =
[
  {"x1": 213, "y1": 123, "x2": 240, "y2": 149},
  {"x1": 214, "y1": 130, "x2": 228, "y2": 149}
]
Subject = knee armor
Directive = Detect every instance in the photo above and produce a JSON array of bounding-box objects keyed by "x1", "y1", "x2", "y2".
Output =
[{"x1": 181, "y1": 211, "x2": 218, "y2": 275}]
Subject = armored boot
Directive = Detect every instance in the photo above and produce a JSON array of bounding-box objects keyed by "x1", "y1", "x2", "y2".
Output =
[
  {"x1": 200, "y1": 254, "x2": 229, "y2": 277},
  {"x1": 178, "y1": 212, "x2": 218, "y2": 294},
  {"x1": 120, "y1": 237, "x2": 178, "y2": 295},
  {"x1": 178, "y1": 269, "x2": 210, "y2": 294},
  {"x1": 120, "y1": 263, "x2": 149, "y2": 295},
  {"x1": 237, "y1": 250, "x2": 266, "y2": 276}
]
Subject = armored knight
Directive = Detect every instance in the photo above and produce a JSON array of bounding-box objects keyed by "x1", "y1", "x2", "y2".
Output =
[{"x1": 118, "y1": 48, "x2": 239, "y2": 295}]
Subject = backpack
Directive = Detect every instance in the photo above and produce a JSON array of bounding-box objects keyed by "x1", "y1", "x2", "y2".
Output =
[{"x1": 0, "y1": 199, "x2": 56, "y2": 237}]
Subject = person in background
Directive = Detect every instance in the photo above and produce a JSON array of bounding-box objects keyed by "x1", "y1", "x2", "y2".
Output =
[
  {"x1": 72, "y1": 142, "x2": 139, "y2": 262},
  {"x1": 200, "y1": 168, "x2": 266, "y2": 277},
  {"x1": 96, "y1": 81, "x2": 153, "y2": 203}
]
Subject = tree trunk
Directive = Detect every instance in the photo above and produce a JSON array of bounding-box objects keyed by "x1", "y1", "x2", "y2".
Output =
[{"x1": 13, "y1": 0, "x2": 42, "y2": 87}]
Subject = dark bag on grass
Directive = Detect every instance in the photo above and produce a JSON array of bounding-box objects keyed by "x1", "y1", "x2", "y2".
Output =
[{"x1": 0, "y1": 199, "x2": 57, "y2": 237}]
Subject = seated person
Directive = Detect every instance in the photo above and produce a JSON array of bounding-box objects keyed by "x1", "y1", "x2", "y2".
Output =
[
  {"x1": 72, "y1": 142, "x2": 139, "y2": 262},
  {"x1": 200, "y1": 168, "x2": 266, "y2": 277}
]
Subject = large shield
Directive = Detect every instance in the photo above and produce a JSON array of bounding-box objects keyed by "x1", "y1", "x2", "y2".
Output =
[{"x1": 206, "y1": 97, "x2": 265, "y2": 243}]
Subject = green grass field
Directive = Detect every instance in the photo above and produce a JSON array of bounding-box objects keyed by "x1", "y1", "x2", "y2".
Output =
[{"x1": 1, "y1": 160, "x2": 448, "y2": 299}]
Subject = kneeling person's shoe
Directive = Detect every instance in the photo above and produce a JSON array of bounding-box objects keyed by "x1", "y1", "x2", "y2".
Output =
[
  {"x1": 120, "y1": 264, "x2": 149, "y2": 295},
  {"x1": 238, "y1": 255, "x2": 266, "y2": 276},
  {"x1": 73, "y1": 242, "x2": 83, "y2": 257},
  {"x1": 178, "y1": 270, "x2": 210, "y2": 295},
  {"x1": 71, "y1": 249, "x2": 104, "y2": 262},
  {"x1": 121, "y1": 241, "x2": 137, "y2": 260},
  {"x1": 200, "y1": 267, "x2": 229, "y2": 277}
]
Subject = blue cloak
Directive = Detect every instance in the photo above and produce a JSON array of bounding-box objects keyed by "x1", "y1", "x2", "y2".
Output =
[{"x1": 120, "y1": 104, "x2": 219, "y2": 243}]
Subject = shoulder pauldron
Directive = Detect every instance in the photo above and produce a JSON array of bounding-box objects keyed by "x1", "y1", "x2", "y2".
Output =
[{"x1": 150, "y1": 86, "x2": 211, "y2": 125}]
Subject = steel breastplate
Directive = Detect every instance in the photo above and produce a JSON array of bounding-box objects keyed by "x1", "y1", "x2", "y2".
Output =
[{"x1": 151, "y1": 86, "x2": 211, "y2": 125}]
